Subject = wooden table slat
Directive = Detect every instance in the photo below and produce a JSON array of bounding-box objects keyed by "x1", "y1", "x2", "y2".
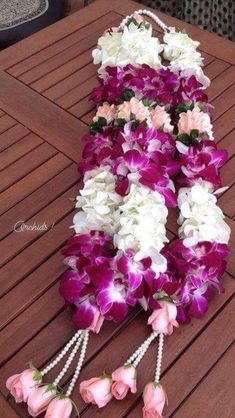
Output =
[
  {"x1": 0, "y1": 153, "x2": 71, "y2": 216},
  {"x1": 0, "y1": 124, "x2": 29, "y2": 152},
  {"x1": 172, "y1": 344, "x2": 235, "y2": 418},
  {"x1": 7, "y1": 12, "x2": 119, "y2": 77},
  {"x1": 0, "y1": 114, "x2": 17, "y2": 134},
  {"x1": 0, "y1": 132, "x2": 43, "y2": 171}
]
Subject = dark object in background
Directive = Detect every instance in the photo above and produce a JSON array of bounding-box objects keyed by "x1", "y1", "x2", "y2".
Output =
[
  {"x1": 138, "y1": 0, "x2": 235, "y2": 41},
  {"x1": 0, "y1": 0, "x2": 65, "y2": 49}
]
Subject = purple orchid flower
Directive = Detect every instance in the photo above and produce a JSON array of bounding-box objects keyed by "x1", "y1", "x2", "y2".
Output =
[
  {"x1": 116, "y1": 251, "x2": 144, "y2": 292},
  {"x1": 90, "y1": 65, "x2": 208, "y2": 107},
  {"x1": 97, "y1": 281, "x2": 129, "y2": 321},
  {"x1": 73, "y1": 298, "x2": 96, "y2": 329},
  {"x1": 78, "y1": 126, "x2": 123, "y2": 174},
  {"x1": 59, "y1": 270, "x2": 89, "y2": 304},
  {"x1": 62, "y1": 231, "x2": 115, "y2": 272},
  {"x1": 178, "y1": 140, "x2": 228, "y2": 188},
  {"x1": 161, "y1": 239, "x2": 229, "y2": 320}
]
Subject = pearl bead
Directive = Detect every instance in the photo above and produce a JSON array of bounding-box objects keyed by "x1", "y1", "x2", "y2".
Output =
[
  {"x1": 52, "y1": 334, "x2": 84, "y2": 386},
  {"x1": 155, "y1": 333, "x2": 164, "y2": 383},
  {"x1": 125, "y1": 331, "x2": 158, "y2": 366},
  {"x1": 119, "y1": 9, "x2": 168, "y2": 32},
  {"x1": 65, "y1": 330, "x2": 90, "y2": 397},
  {"x1": 41, "y1": 330, "x2": 83, "y2": 376}
]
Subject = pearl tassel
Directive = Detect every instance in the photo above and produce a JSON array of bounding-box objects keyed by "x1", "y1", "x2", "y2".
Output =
[
  {"x1": 41, "y1": 330, "x2": 83, "y2": 377},
  {"x1": 155, "y1": 333, "x2": 164, "y2": 383},
  {"x1": 66, "y1": 329, "x2": 89, "y2": 397},
  {"x1": 53, "y1": 333, "x2": 84, "y2": 387},
  {"x1": 119, "y1": 9, "x2": 169, "y2": 32},
  {"x1": 125, "y1": 331, "x2": 158, "y2": 367}
]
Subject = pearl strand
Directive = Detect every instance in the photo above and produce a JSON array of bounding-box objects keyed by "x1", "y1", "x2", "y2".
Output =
[
  {"x1": 125, "y1": 332, "x2": 158, "y2": 367},
  {"x1": 119, "y1": 9, "x2": 169, "y2": 32},
  {"x1": 155, "y1": 333, "x2": 164, "y2": 383},
  {"x1": 53, "y1": 334, "x2": 84, "y2": 387},
  {"x1": 41, "y1": 330, "x2": 82, "y2": 377},
  {"x1": 66, "y1": 330, "x2": 89, "y2": 397}
]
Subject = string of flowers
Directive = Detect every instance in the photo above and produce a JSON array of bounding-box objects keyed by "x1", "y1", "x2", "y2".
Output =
[
  {"x1": 6, "y1": 10, "x2": 230, "y2": 418},
  {"x1": 75, "y1": 12, "x2": 230, "y2": 418}
]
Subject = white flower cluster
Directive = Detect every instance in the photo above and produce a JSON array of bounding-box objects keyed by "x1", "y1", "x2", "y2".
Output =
[
  {"x1": 92, "y1": 22, "x2": 163, "y2": 75},
  {"x1": 178, "y1": 182, "x2": 231, "y2": 247},
  {"x1": 163, "y1": 29, "x2": 204, "y2": 76},
  {"x1": 92, "y1": 19, "x2": 208, "y2": 81},
  {"x1": 72, "y1": 169, "x2": 169, "y2": 276},
  {"x1": 114, "y1": 184, "x2": 168, "y2": 276},
  {"x1": 72, "y1": 167, "x2": 122, "y2": 234}
]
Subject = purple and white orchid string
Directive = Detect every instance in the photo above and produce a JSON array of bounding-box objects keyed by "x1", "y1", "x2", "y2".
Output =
[{"x1": 6, "y1": 9, "x2": 230, "y2": 418}]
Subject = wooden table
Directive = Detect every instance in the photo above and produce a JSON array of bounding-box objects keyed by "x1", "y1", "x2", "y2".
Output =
[{"x1": 0, "y1": 1, "x2": 234, "y2": 417}]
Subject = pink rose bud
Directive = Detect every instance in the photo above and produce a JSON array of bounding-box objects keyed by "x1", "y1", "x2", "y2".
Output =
[
  {"x1": 88, "y1": 307, "x2": 105, "y2": 334},
  {"x1": 143, "y1": 382, "x2": 166, "y2": 418},
  {"x1": 44, "y1": 397, "x2": 73, "y2": 418},
  {"x1": 80, "y1": 376, "x2": 112, "y2": 408},
  {"x1": 133, "y1": 12, "x2": 144, "y2": 23},
  {"x1": 6, "y1": 369, "x2": 41, "y2": 403},
  {"x1": 27, "y1": 385, "x2": 57, "y2": 417},
  {"x1": 111, "y1": 365, "x2": 137, "y2": 400},
  {"x1": 148, "y1": 302, "x2": 179, "y2": 335}
]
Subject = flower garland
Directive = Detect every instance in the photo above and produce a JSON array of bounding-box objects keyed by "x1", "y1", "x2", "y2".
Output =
[{"x1": 6, "y1": 10, "x2": 230, "y2": 418}]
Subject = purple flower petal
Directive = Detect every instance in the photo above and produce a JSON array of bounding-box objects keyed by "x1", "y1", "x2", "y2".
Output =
[
  {"x1": 157, "y1": 187, "x2": 177, "y2": 207},
  {"x1": 73, "y1": 301, "x2": 95, "y2": 329},
  {"x1": 59, "y1": 271, "x2": 85, "y2": 303},
  {"x1": 124, "y1": 149, "x2": 148, "y2": 170},
  {"x1": 86, "y1": 265, "x2": 114, "y2": 289},
  {"x1": 115, "y1": 178, "x2": 129, "y2": 196},
  {"x1": 188, "y1": 294, "x2": 208, "y2": 318},
  {"x1": 106, "y1": 301, "x2": 129, "y2": 321}
]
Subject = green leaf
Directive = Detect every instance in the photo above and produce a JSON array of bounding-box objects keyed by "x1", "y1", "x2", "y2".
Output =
[
  {"x1": 126, "y1": 16, "x2": 138, "y2": 27},
  {"x1": 177, "y1": 133, "x2": 191, "y2": 146},
  {"x1": 116, "y1": 118, "x2": 126, "y2": 127},
  {"x1": 34, "y1": 370, "x2": 42, "y2": 382},
  {"x1": 177, "y1": 131, "x2": 198, "y2": 146},
  {"x1": 124, "y1": 363, "x2": 135, "y2": 369},
  {"x1": 90, "y1": 117, "x2": 107, "y2": 134},
  {"x1": 142, "y1": 98, "x2": 153, "y2": 107},
  {"x1": 175, "y1": 103, "x2": 194, "y2": 114},
  {"x1": 153, "y1": 291, "x2": 172, "y2": 302},
  {"x1": 98, "y1": 116, "x2": 107, "y2": 125},
  {"x1": 190, "y1": 129, "x2": 199, "y2": 140},
  {"x1": 139, "y1": 21, "x2": 150, "y2": 30},
  {"x1": 121, "y1": 88, "x2": 135, "y2": 101},
  {"x1": 125, "y1": 16, "x2": 150, "y2": 31},
  {"x1": 89, "y1": 124, "x2": 99, "y2": 135},
  {"x1": 45, "y1": 383, "x2": 57, "y2": 393},
  {"x1": 101, "y1": 371, "x2": 111, "y2": 379},
  {"x1": 175, "y1": 27, "x2": 187, "y2": 34}
]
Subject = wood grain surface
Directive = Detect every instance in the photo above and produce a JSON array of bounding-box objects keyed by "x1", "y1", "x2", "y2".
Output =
[{"x1": 0, "y1": 1, "x2": 234, "y2": 417}]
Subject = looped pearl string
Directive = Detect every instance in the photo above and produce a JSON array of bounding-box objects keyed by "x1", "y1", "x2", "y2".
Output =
[
  {"x1": 119, "y1": 9, "x2": 169, "y2": 32},
  {"x1": 66, "y1": 329, "x2": 90, "y2": 397},
  {"x1": 41, "y1": 330, "x2": 83, "y2": 377},
  {"x1": 53, "y1": 333, "x2": 84, "y2": 387},
  {"x1": 125, "y1": 331, "x2": 158, "y2": 368},
  {"x1": 155, "y1": 333, "x2": 164, "y2": 383}
]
